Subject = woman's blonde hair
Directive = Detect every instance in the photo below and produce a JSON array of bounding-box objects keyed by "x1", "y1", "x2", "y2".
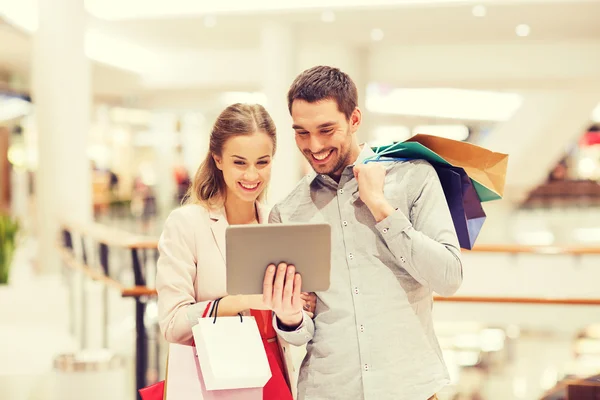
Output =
[{"x1": 184, "y1": 103, "x2": 277, "y2": 208}]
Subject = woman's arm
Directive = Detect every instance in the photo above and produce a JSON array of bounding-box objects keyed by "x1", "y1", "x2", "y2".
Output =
[{"x1": 156, "y1": 209, "x2": 280, "y2": 344}]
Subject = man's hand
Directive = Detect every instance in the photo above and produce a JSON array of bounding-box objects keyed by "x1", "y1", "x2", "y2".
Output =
[
  {"x1": 301, "y1": 292, "x2": 317, "y2": 318},
  {"x1": 263, "y1": 262, "x2": 304, "y2": 329},
  {"x1": 353, "y1": 163, "x2": 396, "y2": 222}
]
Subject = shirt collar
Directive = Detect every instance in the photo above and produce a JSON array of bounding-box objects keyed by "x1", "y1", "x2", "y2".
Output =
[{"x1": 306, "y1": 143, "x2": 375, "y2": 184}]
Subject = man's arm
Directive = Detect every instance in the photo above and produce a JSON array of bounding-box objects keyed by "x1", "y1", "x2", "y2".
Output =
[{"x1": 354, "y1": 161, "x2": 463, "y2": 296}]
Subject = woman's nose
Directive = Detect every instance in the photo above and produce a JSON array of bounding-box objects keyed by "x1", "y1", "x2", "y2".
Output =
[{"x1": 244, "y1": 166, "x2": 259, "y2": 181}]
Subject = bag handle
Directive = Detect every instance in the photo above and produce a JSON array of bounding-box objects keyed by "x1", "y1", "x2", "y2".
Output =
[{"x1": 211, "y1": 298, "x2": 244, "y2": 324}]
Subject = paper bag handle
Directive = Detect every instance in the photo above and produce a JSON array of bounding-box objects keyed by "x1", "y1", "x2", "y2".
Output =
[{"x1": 211, "y1": 298, "x2": 244, "y2": 324}]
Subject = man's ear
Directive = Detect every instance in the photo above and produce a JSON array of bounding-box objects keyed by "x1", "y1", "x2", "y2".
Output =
[{"x1": 349, "y1": 107, "x2": 362, "y2": 133}]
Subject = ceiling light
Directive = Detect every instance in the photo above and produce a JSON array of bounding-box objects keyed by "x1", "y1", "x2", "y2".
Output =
[
  {"x1": 204, "y1": 15, "x2": 217, "y2": 28},
  {"x1": 370, "y1": 126, "x2": 411, "y2": 147},
  {"x1": 578, "y1": 157, "x2": 597, "y2": 179},
  {"x1": 471, "y1": 5, "x2": 486, "y2": 17},
  {"x1": 321, "y1": 10, "x2": 335, "y2": 23},
  {"x1": 366, "y1": 86, "x2": 523, "y2": 122},
  {"x1": 0, "y1": 95, "x2": 32, "y2": 122},
  {"x1": 370, "y1": 28, "x2": 384, "y2": 42},
  {"x1": 515, "y1": 24, "x2": 530, "y2": 37}
]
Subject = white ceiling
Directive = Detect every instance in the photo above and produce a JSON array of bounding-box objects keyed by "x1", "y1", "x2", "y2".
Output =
[{"x1": 90, "y1": 1, "x2": 600, "y2": 51}]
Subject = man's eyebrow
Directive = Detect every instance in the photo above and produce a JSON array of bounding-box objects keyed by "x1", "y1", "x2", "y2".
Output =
[{"x1": 292, "y1": 122, "x2": 337, "y2": 130}]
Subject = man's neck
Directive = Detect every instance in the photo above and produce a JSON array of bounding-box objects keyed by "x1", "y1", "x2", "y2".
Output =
[{"x1": 328, "y1": 143, "x2": 363, "y2": 182}]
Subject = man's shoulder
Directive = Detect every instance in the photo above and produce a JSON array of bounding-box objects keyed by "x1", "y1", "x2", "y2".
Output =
[
  {"x1": 387, "y1": 159, "x2": 436, "y2": 179},
  {"x1": 272, "y1": 174, "x2": 313, "y2": 211}
]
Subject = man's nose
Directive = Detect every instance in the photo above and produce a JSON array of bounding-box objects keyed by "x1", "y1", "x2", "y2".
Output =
[{"x1": 308, "y1": 135, "x2": 325, "y2": 153}]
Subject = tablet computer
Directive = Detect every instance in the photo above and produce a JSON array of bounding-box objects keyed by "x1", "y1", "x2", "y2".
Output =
[{"x1": 225, "y1": 223, "x2": 331, "y2": 295}]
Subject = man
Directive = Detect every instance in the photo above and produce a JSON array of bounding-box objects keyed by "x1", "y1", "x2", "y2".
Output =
[{"x1": 263, "y1": 66, "x2": 463, "y2": 400}]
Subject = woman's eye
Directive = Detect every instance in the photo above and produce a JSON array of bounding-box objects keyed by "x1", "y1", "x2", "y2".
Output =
[
  {"x1": 321, "y1": 129, "x2": 334, "y2": 134},
  {"x1": 257, "y1": 160, "x2": 270, "y2": 165},
  {"x1": 234, "y1": 161, "x2": 245, "y2": 166}
]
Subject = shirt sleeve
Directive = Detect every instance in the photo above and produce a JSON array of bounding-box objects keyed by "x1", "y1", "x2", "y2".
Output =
[
  {"x1": 268, "y1": 204, "x2": 282, "y2": 224},
  {"x1": 272, "y1": 311, "x2": 315, "y2": 346},
  {"x1": 374, "y1": 162, "x2": 463, "y2": 296}
]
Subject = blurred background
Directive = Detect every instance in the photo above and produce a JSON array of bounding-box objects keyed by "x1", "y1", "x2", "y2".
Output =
[{"x1": 1, "y1": 0, "x2": 600, "y2": 399}]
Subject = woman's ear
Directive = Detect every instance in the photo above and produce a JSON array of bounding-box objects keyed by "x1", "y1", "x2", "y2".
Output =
[{"x1": 212, "y1": 154, "x2": 223, "y2": 170}]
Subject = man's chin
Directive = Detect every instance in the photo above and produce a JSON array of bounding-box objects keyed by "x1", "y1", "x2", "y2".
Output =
[{"x1": 310, "y1": 163, "x2": 333, "y2": 175}]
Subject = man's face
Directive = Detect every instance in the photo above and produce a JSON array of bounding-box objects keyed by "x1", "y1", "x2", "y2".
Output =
[{"x1": 291, "y1": 99, "x2": 361, "y2": 178}]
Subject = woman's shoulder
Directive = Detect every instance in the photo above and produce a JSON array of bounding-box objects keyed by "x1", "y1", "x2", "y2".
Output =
[{"x1": 165, "y1": 203, "x2": 212, "y2": 226}]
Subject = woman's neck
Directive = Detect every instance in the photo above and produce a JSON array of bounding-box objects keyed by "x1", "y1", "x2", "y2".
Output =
[{"x1": 224, "y1": 195, "x2": 258, "y2": 225}]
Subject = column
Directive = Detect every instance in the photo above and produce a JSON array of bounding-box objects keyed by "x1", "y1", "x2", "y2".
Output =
[
  {"x1": 0, "y1": 127, "x2": 9, "y2": 212},
  {"x1": 151, "y1": 112, "x2": 178, "y2": 216},
  {"x1": 260, "y1": 22, "x2": 302, "y2": 205},
  {"x1": 355, "y1": 47, "x2": 373, "y2": 144},
  {"x1": 32, "y1": 0, "x2": 92, "y2": 273}
]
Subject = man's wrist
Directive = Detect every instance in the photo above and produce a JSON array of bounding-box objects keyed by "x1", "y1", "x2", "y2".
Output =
[{"x1": 364, "y1": 196, "x2": 396, "y2": 223}]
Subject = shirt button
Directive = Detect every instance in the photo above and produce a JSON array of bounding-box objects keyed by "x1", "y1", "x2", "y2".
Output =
[
  {"x1": 382, "y1": 228, "x2": 388, "y2": 233},
  {"x1": 360, "y1": 324, "x2": 365, "y2": 332},
  {"x1": 363, "y1": 364, "x2": 369, "y2": 371},
  {"x1": 343, "y1": 221, "x2": 348, "y2": 227},
  {"x1": 348, "y1": 253, "x2": 354, "y2": 260},
  {"x1": 400, "y1": 256, "x2": 406, "y2": 263},
  {"x1": 339, "y1": 189, "x2": 344, "y2": 194},
  {"x1": 354, "y1": 287, "x2": 359, "y2": 295}
]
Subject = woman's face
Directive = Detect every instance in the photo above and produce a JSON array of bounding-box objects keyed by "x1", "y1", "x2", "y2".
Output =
[{"x1": 213, "y1": 131, "x2": 274, "y2": 204}]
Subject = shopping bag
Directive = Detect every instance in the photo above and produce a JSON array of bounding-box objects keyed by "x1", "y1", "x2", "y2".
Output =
[
  {"x1": 139, "y1": 380, "x2": 165, "y2": 400},
  {"x1": 434, "y1": 165, "x2": 486, "y2": 250},
  {"x1": 165, "y1": 343, "x2": 262, "y2": 400},
  {"x1": 370, "y1": 134, "x2": 508, "y2": 202},
  {"x1": 192, "y1": 310, "x2": 272, "y2": 391}
]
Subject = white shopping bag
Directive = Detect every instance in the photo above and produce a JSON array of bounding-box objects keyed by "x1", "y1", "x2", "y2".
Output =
[
  {"x1": 192, "y1": 312, "x2": 272, "y2": 391},
  {"x1": 165, "y1": 343, "x2": 262, "y2": 400}
]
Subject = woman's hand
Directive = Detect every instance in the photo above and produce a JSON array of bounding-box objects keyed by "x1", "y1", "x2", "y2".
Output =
[{"x1": 263, "y1": 262, "x2": 304, "y2": 329}]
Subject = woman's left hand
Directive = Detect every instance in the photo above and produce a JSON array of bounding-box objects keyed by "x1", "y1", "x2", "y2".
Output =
[{"x1": 300, "y1": 292, "x2": 317, "y2": 318}]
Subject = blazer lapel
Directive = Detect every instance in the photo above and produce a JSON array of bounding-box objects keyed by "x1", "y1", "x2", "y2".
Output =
[
  {"x1": 256, "y1": 202, "x2": 271, "y2": 224},
  {"x1": 209, "y1": 207, "x2": 228, "y2": 262}
]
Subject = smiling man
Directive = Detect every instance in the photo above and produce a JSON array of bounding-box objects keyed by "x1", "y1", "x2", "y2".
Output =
[{"x1": 268, "y1": 66, "x2": 464, "y2": 400}]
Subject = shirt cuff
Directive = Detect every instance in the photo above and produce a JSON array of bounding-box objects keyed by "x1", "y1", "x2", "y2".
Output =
[
  {"x1": 375, "y1": 207, "x2": 412, "y2": 240},
  {"x1": 272, "y1": 312, "x2": 314, "y2": 346}
]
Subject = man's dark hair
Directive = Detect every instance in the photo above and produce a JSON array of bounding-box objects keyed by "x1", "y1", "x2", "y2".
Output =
[{"x1": 287, "y1": 66, "x2": 358, "y2": 120}]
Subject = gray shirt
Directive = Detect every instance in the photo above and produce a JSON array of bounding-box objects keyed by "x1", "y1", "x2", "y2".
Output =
[{"x1": 270, "y1": 146, "x2": 463, "y2": 400}]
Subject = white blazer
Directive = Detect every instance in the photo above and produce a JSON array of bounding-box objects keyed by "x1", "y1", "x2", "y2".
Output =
[{"x1": 155, "y1": 203, "x2": 297, "y2": 391}]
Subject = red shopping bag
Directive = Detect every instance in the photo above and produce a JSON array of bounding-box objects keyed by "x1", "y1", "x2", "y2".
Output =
[{"x1": 139, "y1": 380, "x2": 165, "y2": 400}]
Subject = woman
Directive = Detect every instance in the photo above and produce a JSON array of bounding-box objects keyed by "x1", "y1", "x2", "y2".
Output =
[{"x1": 155, "y1": 103, "x2": 314, "y2": 399}]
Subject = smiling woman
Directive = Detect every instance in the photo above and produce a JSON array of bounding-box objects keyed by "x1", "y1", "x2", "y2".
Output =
[
  {"x1": 185, "y1": 103, "x2": 277, "y2": 212},
  {"x1": 154, "y1": 102, "x2": 307, "y2": 399}
]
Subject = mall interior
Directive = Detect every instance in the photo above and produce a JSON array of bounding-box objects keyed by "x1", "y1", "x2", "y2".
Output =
[{"x1": 1, "y1": 0, "x2": 600, "y2": 399}]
